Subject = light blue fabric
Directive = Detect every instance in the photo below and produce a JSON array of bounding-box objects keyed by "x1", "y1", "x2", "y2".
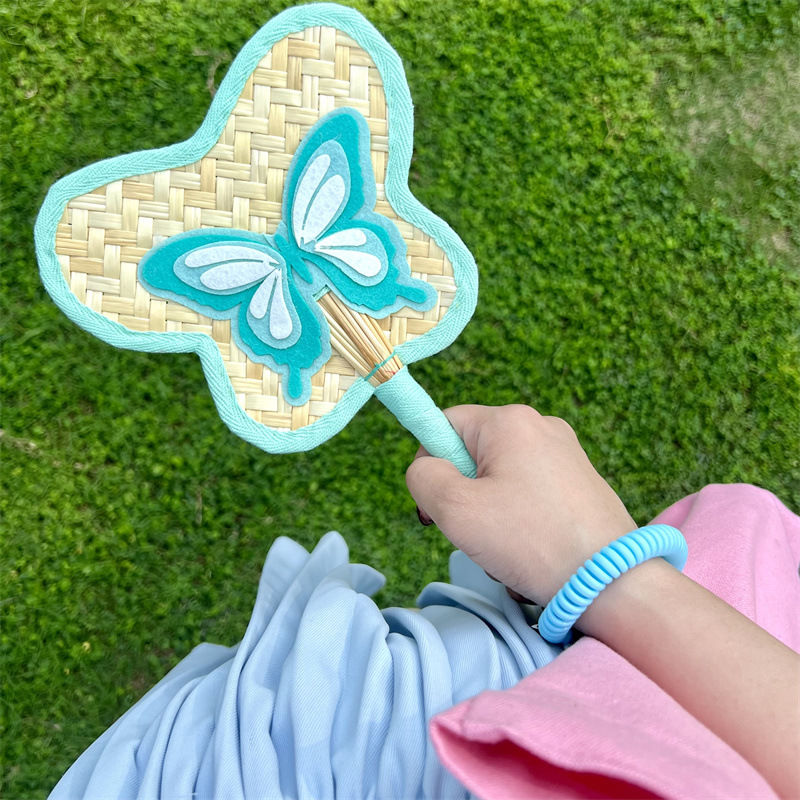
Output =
[{"x1": 49, "y1": 532, "x2": 563, "y2": 800}]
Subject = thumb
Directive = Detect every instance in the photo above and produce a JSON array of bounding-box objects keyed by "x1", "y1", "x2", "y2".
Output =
[{"x1": 406, "y1": 454, "x2": 475, "y2": 530}]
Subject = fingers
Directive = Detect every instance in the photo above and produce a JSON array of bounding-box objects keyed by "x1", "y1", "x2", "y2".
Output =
[
  {"x1": 406, "y1": 404, "x2": 547, "y2": 531},
  {"x1": 406, "y1": 453, "x2": 475, "y2": 530},
  {"x1": 436, "y1": 404, "x2": 496, "y2": 459},
  {"x1": 407, "y1": 406, "x2": 490, "y2": 470},
  {"x1": 409, "y1": 405, "x2": 546, "y2": 471},
  {"x1": 441, "y1": 404, "x2": 545, "y2": 477}
]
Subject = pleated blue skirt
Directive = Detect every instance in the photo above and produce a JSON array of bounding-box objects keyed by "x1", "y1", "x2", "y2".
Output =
[{"x1": 50, "y1": 532, "x2": 563, "y2": 800}]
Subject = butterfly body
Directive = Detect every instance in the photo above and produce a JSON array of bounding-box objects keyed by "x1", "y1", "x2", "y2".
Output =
[{"x1": 139, "y1": 108, "x2": 435, "y2": 406}]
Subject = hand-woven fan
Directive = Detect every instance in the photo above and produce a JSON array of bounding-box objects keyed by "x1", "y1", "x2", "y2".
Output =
[{"x1": 35, "y1": 3, "x2": 478, "y2": 477}]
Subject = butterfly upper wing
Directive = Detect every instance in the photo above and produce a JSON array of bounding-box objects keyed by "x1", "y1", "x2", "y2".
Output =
[
  {"x1": 282, "y1": 108, "x2": 436, "y2": 314},
  {"x1": 291, "y1": 145, "x2": 351, "y2": 249},
  {"x1": 139, "y1": 228, "x2": 326, "y2": 404},
  {"x1": 177, "y1": 243, "x2": 301, "y2": 348}
]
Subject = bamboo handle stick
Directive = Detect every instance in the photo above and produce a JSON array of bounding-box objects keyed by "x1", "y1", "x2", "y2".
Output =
[{"x1": 317, "y1": 291, "x2": 403, "y2": 386}]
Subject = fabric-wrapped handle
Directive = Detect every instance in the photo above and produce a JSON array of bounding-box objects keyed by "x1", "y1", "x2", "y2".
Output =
[{"x1": 374, "y1": 367, "x2": 477, "y2": 478}]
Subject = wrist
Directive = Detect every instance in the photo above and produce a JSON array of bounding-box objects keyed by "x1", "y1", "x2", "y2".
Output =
[
  {"x1": 536, "y1": 525, "x2": 688, "y2": 644},
  {"x1": 575, "y1": 557, "x2": 683, "y2": 640}
]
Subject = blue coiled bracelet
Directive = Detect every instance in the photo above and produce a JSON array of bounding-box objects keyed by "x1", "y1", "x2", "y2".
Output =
[{"x1": 537, "y1": 524, "x2": 688, "y2": 644}]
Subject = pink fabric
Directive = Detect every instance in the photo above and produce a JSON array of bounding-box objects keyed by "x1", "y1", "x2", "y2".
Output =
[{"x1": 430, "y1": 484, "x2": 800, "y2": 799}]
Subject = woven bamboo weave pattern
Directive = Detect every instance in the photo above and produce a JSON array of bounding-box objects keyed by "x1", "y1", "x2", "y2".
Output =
[{"x1": 54, "y1": 26, "x2": 457, "y2": 431}]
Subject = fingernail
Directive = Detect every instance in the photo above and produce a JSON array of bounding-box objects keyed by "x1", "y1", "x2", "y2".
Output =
[{"x1": 416, "y1": 505, "x2": 434, "y2": 526}]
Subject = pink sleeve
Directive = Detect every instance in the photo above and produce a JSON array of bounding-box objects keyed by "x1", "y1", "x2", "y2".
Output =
[{"x1": 430, "y1": 484, "x2": 800, "y2": 799}]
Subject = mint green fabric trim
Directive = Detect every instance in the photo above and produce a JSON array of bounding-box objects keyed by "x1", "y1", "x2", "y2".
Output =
[
  {"x1": 34, "y1": 2, "x2": 478, "y2": 455},
  {"x1": 375, "y1": 368, "x2": 477, "y2": 478}
]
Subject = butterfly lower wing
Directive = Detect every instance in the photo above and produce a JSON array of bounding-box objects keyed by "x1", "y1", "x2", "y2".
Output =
[
  {"x1": 237, "y1": 279, "x2": 327, "y2": 403},
  {"x1": 309, "y1": 220, "x2": 436, "y2": 314},
  {"x1": 139, "y1": 228, "x2": 326, "y2": 405}
]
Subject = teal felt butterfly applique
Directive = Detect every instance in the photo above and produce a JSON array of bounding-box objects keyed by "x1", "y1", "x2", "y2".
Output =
[{"x1": 139, "y1": 108, "x2": 436, "y2": 406}]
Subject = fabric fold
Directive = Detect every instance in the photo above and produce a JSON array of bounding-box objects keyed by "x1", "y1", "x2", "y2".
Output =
[{"x1": 50, "y1": 531, "x2": 562, "y2": 800}]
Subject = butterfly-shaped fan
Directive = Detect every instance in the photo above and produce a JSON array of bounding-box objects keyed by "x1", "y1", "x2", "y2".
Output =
[{"x1": 35, "y1": 4, "x2": 478, "y2": 476}]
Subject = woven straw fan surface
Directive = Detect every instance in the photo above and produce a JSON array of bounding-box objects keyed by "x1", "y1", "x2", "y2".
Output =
[{"x1": 53, "y1": 27, "x2": 457, "y2": 432}]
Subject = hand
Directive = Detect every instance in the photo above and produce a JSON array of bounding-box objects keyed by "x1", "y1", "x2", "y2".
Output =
[
  {"x1": 405, "y1": 404, "x2": 636, "y2": 607},
  {"x1": 408, "y1": 404, "x2": 800, "y2": 799}
]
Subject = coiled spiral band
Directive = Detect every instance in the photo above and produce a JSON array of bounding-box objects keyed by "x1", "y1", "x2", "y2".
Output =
[{"x1": 537, "y1": 524, "x2": 688, "y2": 644}]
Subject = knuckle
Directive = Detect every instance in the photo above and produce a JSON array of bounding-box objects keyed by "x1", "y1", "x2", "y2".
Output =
[
  {"x1": 499, "y1": 404, "x2": 541, "y2": 428},
  {"x1": 434, "y1": 480, "x2": 473, "y2": 529},
  {"x1": 544, "y1": 415, "x2": 577, "y2": 438}
]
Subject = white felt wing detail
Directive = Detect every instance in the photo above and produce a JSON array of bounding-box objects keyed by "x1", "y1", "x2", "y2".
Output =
[
  {"x1": 314, "y1": 227, "x2": 385, "y2": 279},
  {"x1": 248, "y1": 270, "x2": 295, "y2": 341},
  {"x1": 291, "y1": 144, "x2": 349, "y2": 246},
  {"x1": 185, "y1": 245, "x2": 280, "y2": 291},
  {"x1": 182, "y1": 244, "x2": 295, "y2": 342}
]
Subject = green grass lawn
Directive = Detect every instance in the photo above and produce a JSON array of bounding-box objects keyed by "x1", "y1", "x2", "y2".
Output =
[{"x1": 2, "y1": 0, "x2": 799, "y2": 795}]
